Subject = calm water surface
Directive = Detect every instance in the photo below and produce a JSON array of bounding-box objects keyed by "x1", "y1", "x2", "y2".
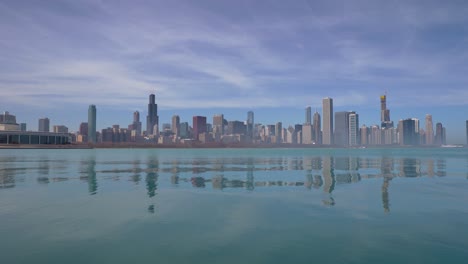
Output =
[{"x1": 1, "y1": 148, "x2": 467, "y2": 263}]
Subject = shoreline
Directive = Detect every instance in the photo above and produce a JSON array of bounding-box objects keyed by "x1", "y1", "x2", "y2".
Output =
[{"x1": 0, "y1": 143, "x2": 465, "y2": 149}]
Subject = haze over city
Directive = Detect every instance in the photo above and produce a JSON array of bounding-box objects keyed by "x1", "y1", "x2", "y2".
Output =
[{"x1": 1, "y1": 0, "x2": 468, "y2": 143}]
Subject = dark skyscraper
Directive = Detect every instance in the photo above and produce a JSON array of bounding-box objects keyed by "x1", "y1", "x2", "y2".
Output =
[
  {"x1": 88, "y1": 105, "x2": 96, "y2": 143},
  {"x1": 247, "y1": 111, "x2": 254, "y2": 140},
  {"x1": 146, "y1": 94, "x2": 159, "y2": 135},
  {"x1": 401, "y1": 118, "x2": 418, "y2": 146},
  {"x1": 38, "y1": 118, "x2": 50, "y2": 132},
  {"x1": 380, "y1": 95, "x2": 394, "y2": 129},
  {"x1": 79, "y1": 122, "x2": 88, "y2": 136},
  {"x1": 192, "y1": 116, "x2": 206, "y2": 141},
  {"x1": 435, "y1": 122, "x2": 446, "y2": 145},
  {"x1": 313, "y1": 111, "x2": 321, "y2": 144},
  {"x1": 305, "y1": 106, "x2": 311, "y2": 124},
  {"x1": 334, "y1": 111, "x2": 352, "y2": 146}
]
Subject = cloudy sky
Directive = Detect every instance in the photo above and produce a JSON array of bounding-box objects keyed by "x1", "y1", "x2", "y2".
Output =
[{"x1": 1, "y1": 0, "x2": 468, "y2": 143}]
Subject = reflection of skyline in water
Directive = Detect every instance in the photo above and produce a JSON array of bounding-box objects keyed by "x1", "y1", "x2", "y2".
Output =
[{"x1": 0, "y1": 154, "x2": 466, "y2": 213}]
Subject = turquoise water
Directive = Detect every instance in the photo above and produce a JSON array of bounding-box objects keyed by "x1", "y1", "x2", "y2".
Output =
[{"x1": 1, "y1": 148, "x2": 467, "y2": 263}]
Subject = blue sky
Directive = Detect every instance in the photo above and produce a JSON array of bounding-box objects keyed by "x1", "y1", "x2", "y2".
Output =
[{"x1": 1, "y1": 0, "x2": 468, "y2": 143}]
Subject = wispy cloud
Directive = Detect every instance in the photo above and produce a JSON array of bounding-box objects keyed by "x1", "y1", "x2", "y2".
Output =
[{"x1": 1, "y1": 0, "x2": 468, "y2": 113}]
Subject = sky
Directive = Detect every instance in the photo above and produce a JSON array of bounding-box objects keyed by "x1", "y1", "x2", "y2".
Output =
[{"x1": 1, "y1": 0, "x2": 468, "y2": 143}]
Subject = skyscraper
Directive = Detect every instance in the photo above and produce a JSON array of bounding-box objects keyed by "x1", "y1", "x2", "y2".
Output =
[
  {"x1": 130, "y1": 111, "x2": 142, "y2": 136},
  {"x1": 192, "y1": 116, "x2": 206, "y2": 141},
  {"x1": 348, "y1": 113, "x2": 359, "y2": 146},
  {"x1": 38, "y1": 118, "x2": 50, "y2": 132},
  {"x1": 172, "y1": 115, "x2": 180, "y2": 137},
  {"x1": 275, "y1": 122, "x2": 282, "y2": 143},
  {"x1": 401, "y1": 118, "x2": 418, "y2": 146},
  {"x1": 313, "y1": 111, "x2": 321, "y2": 144},
  {"x1": 213, "y1": 114, "x2": 224, "y2": 135},
  {"x1": 146, "y1": 94, "x2": 159, "y2": 135},
  {"x1": 247, "y1": 111, "x2": 254, "y2": 140},
  {"x1": 425, "y1": 114, "x2": 434, "y2": 145},
  {"x1": 435, "y1": 122, "x2": 445, "y2": 145},
  {"x1": 380, "y1": 95, "x2": 394, "y2": 129},
  {"x1": 88, "y1": 105, "x2": 96, "y2": 143},
  {"x1": 334, "y1": 111, "x2": 353, "y2": 146},
  {"x1": 322, "y1": 97, "x2": 333, "y2": 145},
  {"x1": 305, "y1": 106, "x2": 312, "y2": 124}
]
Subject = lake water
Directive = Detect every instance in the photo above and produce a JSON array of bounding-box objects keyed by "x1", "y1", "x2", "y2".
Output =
[{"x1": 1, "y1": 148, "x2": 468, "y2": 263}]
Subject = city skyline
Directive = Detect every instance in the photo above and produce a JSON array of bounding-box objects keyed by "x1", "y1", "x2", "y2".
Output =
[{"x1": 1, "y1": 1, "x2": 468, "y2": 143}]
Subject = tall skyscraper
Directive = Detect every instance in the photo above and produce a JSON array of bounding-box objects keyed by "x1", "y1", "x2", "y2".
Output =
[
  {"x1": 425, "y1": 114, "x2": 434, "y2": 145},
  {"x1": 192, "y1": 116, "x2": 207, "y2": 141},
  {"x1": 213, "y1": 114, "x2": 224, "y2": 135},
  {"x1": 322, "y1": 97, "x2": 333, "y2": 145},
  {"x1": 38, "y1": 118, "x2": 50, "y2": 132},
  {"x1": 172, "y1": 115, "x2": 180, "y2": 137},
  {"x1": 88, "y1": 105, "x2": 96, "y2": 143},
  {"x1": 247, "y1": 111, "x2": 254, "y2": 140},
  {"x1": 275, "y1": 122, "x2": 282, "y2": 143},
  {"x1": 334, "y1": 111, "x2": 353, "y2": 146},
  {"x1": 305, "y1": 106, "x2": 312, "y2": 124},
  {"x1": 348, "y1": 113, "x2": 359, "y2": 146},
  {"x1": 313, "y1": 111, "x2": 321, "y2": 144},
  {"x1": 380, "y1": 95, "x2": 394, "y2": 129},
  {"x1": 146, "y1": 94, "x2": 159, "y2": 135}
]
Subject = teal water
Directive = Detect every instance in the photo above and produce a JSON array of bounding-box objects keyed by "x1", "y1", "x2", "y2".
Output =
[{"x1": 1, "y1": 148, "x2": 467, "y2": 263}]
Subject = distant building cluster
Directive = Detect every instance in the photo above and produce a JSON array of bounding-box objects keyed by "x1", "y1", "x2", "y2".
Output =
[{"x1": 0, "y1": 93, "x2": 465, "y2": 146}]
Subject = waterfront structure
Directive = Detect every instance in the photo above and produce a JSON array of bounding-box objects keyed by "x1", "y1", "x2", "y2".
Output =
[
  {"x1": 193, "y1": 116, "x2": 207, "y2": 141},
  {"x1": 305, "y1": 106, "x2": 311, "y2": 124},
  {"x1": 0, "y1": 111, "x2": 20, "y2": 131},
  {"x1": 172, "y1": 115, "x2": 180, "y2": 137},
  {"x1": 425, "y1": 114, "x2": 434, "y2": 145},
  {"x1": 348, "y1": 113, "x2": 359, "y2": 146},
  {"x1": 88, "y1": 105, "x2": 96, "y2": 143},
  {"x1": 0, "y1": 131, "x2": 70, "y2": 145},
  {"x1": 53, "y1": 125, "x2": 68, "y2": 133},
  {"x1": 313, "y1": 111, "x2": 321, "y2": 144},
  {"x1": 146, "y1": 94, "x2": 159, "y2": 135},
  {"x1": 334, "y1": 111, "x2": 353, "y2": 146},
  {"x1": 322, "y1": 97, "x2": 333, "y2": 145},
  {"x1": 38, "y1": 118, "x2": 50, "y2": 132},
  {"x1": 247, "y1": 111, "x2": 254, "y2": 140}
]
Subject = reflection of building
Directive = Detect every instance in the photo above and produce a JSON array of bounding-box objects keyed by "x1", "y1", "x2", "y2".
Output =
[{"x1": 322, "y1": 156, "x2": 335, "y2": 194}]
